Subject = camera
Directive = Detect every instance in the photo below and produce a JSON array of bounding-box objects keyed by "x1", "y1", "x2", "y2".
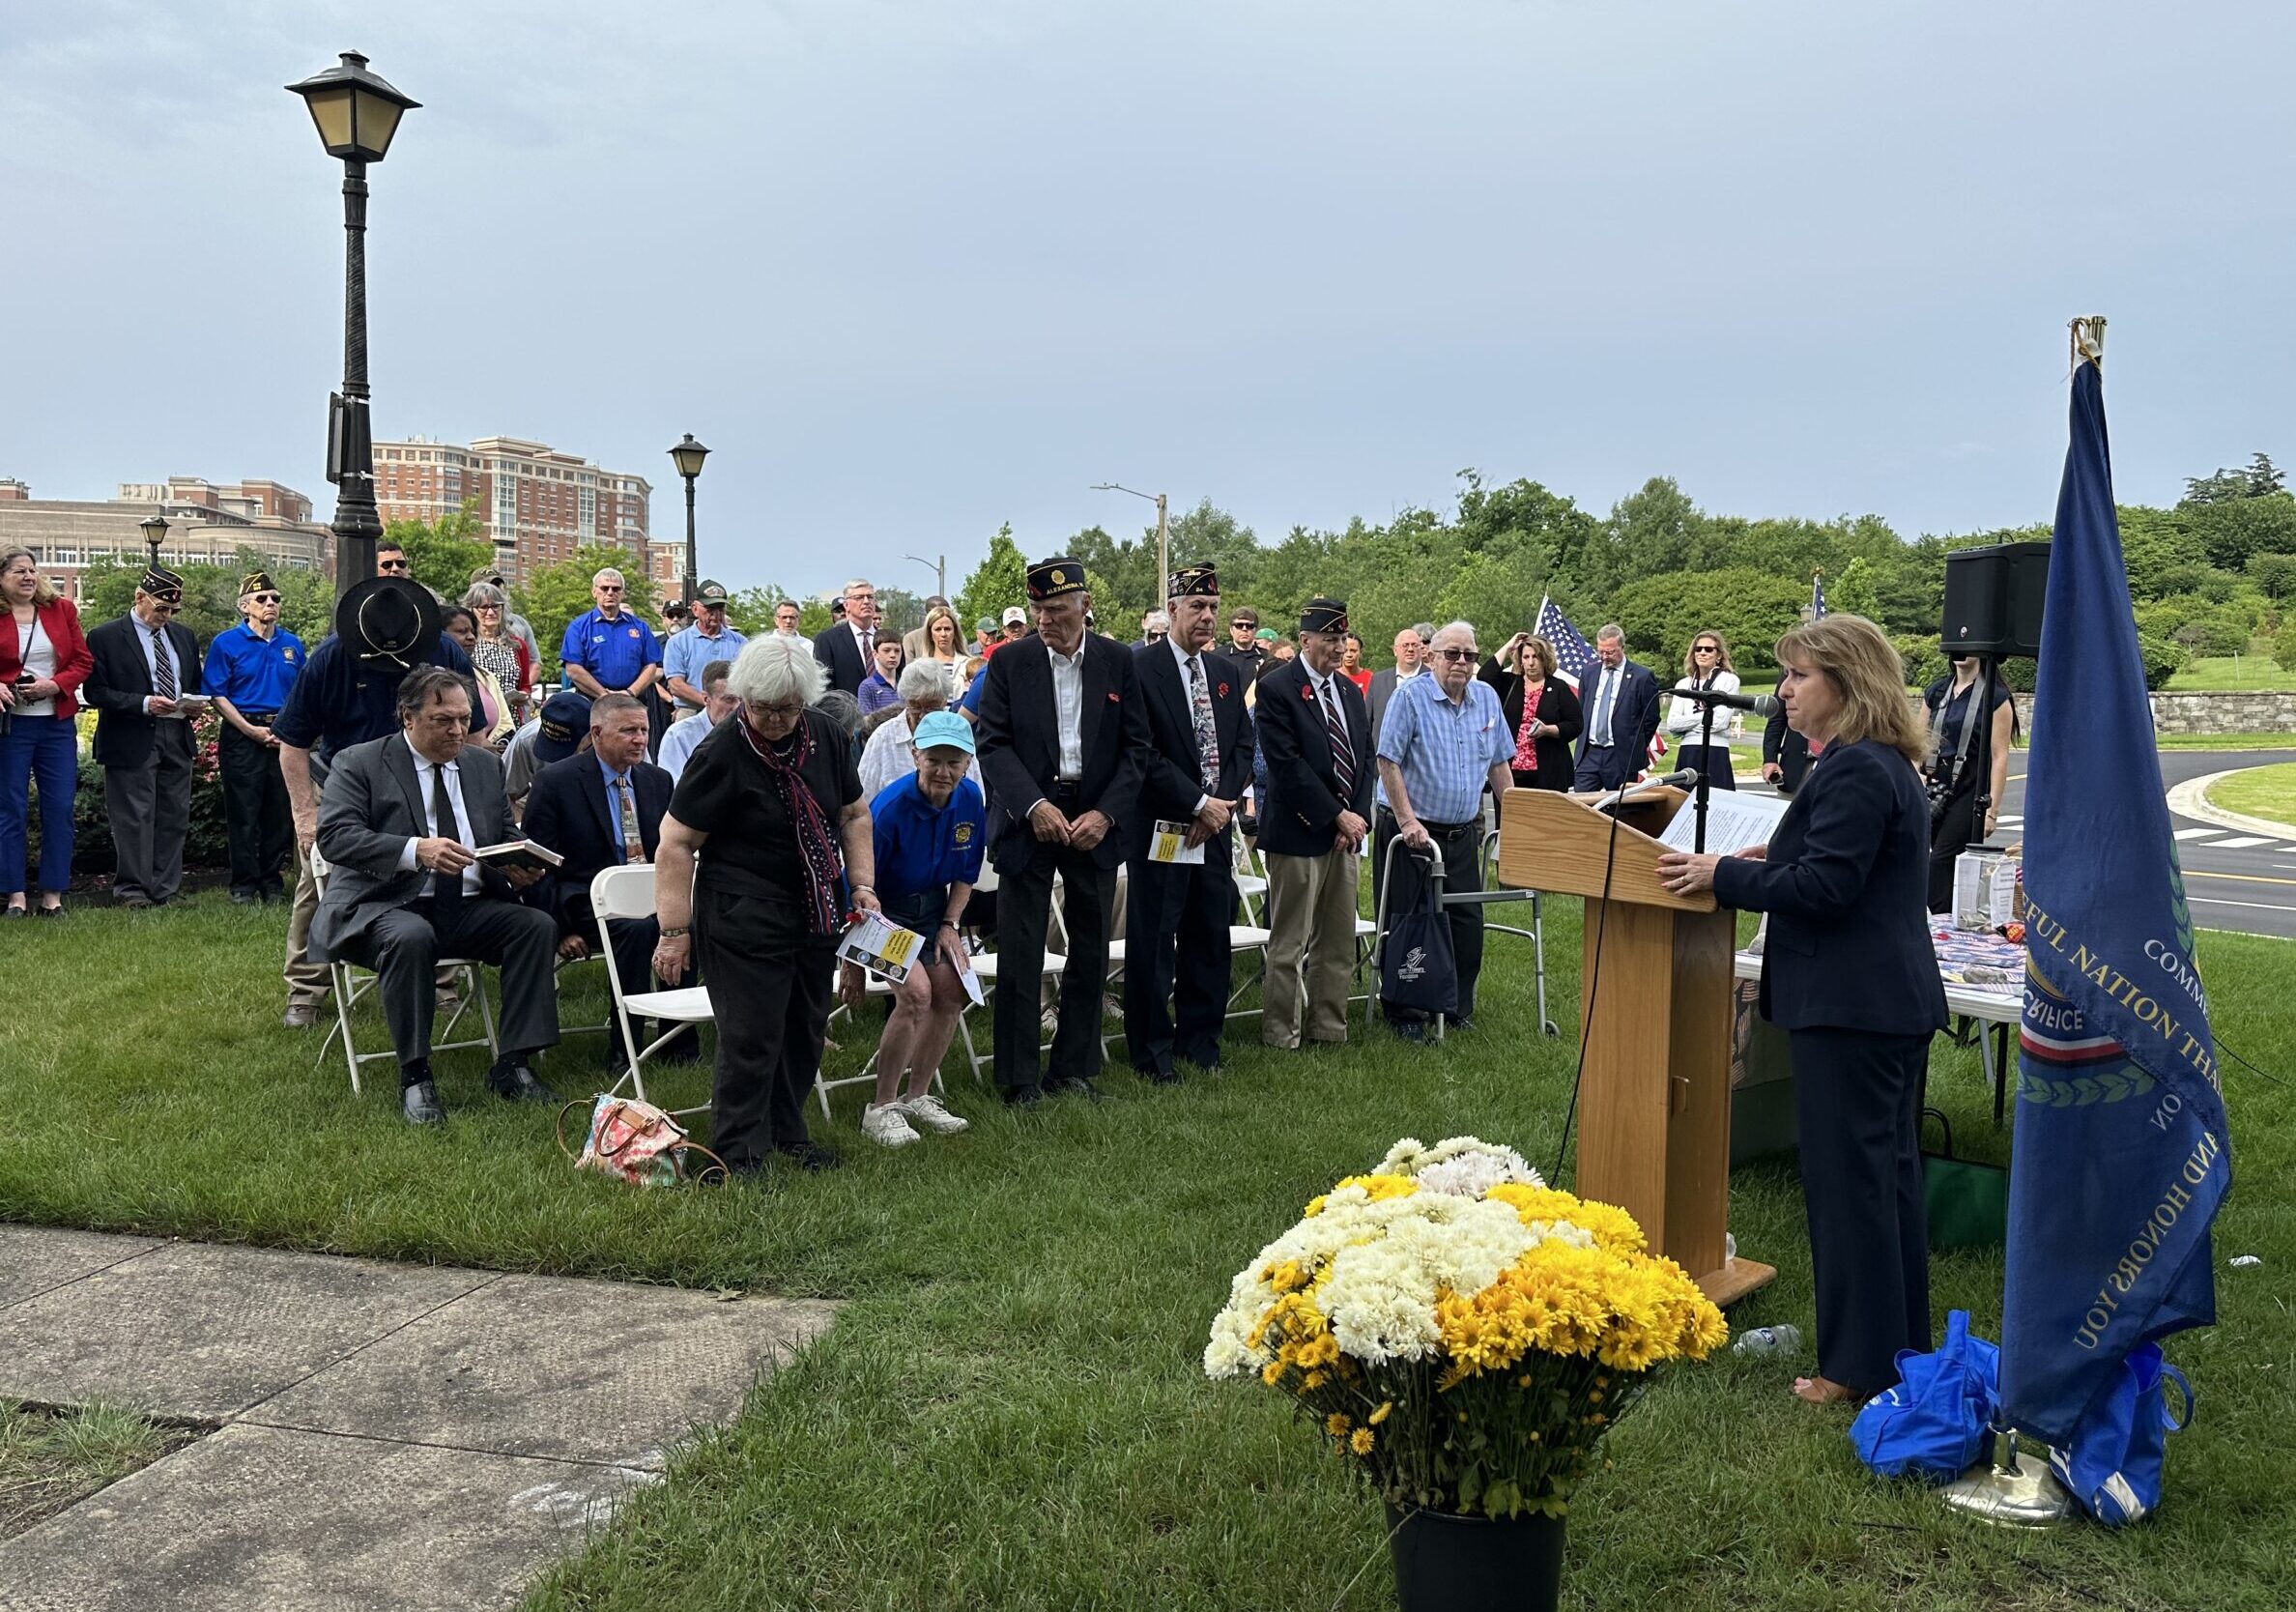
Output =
[{"x1": 1924, "y1": 769, "x2": 1956, "y2": 829}]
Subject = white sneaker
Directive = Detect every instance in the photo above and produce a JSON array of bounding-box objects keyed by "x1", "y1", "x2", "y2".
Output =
[
  {"x1": 899, "y1": 1093, "x2": 969, "y2": 1135},
  {"x1": 860, "y1": 1103, "x2": 920, "y2": 1148}
]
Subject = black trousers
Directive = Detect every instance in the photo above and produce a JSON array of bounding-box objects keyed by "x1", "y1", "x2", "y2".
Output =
[
  {"x1": 217, "y1": 722, "x2": 292, "y2": 893},
  {"x1": 338, "y1": 896, "x2": 561, "y2": 1078},
  {"x1": 1123, "y1": 844, "x2": 1236, "y2": 1076},
  {"x1": 992, "y1": 839, "x2": 1116, "y2": 1090},
  {"x1": 1675, "y1": 741, "x2": 1736, "y2": 792},
  {"x1": 1374, "y1": 812, "x2": 1484, "y2": 1024},
  {"x1": 558, "y1": 890, "x2": 697, "y2": 1058},
  {"x1": 696, "y1": 878, "x2": 834, "y2": 1169},
  {"x1": 1927, "y1": 787, "x2": 1978, "y2": 913},
  {"x1": 1789, "y1": 1025, "x2": 1932, "y2": 1394}
]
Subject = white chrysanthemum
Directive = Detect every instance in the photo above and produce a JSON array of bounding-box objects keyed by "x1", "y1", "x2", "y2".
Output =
[{"x1": 1376, "y1": 1136, "x2": 1542, "y2": 1195}]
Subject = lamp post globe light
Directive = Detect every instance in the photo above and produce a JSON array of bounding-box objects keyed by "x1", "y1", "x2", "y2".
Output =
[
  {"x1": 668, "y1": 434, "x2": 709, "y2": 609},
  {"x1": 286, "y1": 51, "x2": 419, "y2": 593},
  {"x1": 139, "y1": 514, "x2": 168, "y2": 572}
]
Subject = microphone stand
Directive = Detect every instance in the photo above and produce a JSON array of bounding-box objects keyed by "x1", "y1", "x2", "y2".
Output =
[{"x1": 1694, "y1": 699, "x2": 1715, "y2": 853}]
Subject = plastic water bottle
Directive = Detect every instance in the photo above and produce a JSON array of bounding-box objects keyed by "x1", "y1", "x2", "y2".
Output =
[{"x1": 1732, "y1": 1324, "x2": 1801, "y2": 1356}]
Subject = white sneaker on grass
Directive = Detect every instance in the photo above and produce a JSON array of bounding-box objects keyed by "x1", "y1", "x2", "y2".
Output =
[
  {"x1": 861, "y1": 1103, "x2": 920, "y2": 1148},
  {"x1": 898, "y1": 1093, "x2": 969, "y2": 1135}
]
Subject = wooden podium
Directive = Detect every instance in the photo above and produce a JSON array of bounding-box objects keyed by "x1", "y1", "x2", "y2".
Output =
[{"x1": 1497, "y1": 786, "x2": 1774, "y2": 1307}]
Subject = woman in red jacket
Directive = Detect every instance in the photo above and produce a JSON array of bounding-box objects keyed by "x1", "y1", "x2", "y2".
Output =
[{"x1": 0, "y1": 547, "x2": 95, "y2": 916}]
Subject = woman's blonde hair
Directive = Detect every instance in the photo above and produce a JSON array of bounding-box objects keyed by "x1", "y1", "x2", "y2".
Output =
[
  {"x1": 1773, "y1": 613, "x2": 1925, "y2": 765},
  {"x1": 924, "y1": 603, "x2": 961, "y2": 653},
  {"x1": 1, "y1": 547, "x2": 59, "y2": 607},
  {"x1": 1681, "y1": 628, "x2": 1735, "y2": 677},
  {"x1": 1520, "y1": 635, "x2": 1558, "y2": 679}
]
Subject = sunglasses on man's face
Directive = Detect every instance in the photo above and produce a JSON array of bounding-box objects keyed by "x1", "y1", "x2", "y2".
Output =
[
  {"x1": 378, "y1": 559, "x2": 411, "y2": 572},
  {"x1": 1432, "y1": 648, "x2": 1478, "y2": 663},
  {"x1": 251, "y1": 593, "x2": 282, "y2": 605}
]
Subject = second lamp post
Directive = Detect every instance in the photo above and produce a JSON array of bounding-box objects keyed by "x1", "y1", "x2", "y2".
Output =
[{"x1": 668, "y1": 434, "x2": 710, "y2": 609}]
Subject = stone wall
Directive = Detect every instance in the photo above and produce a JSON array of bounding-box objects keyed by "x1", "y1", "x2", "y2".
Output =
[{"x1": 2004, "y1": 691, "x2": 2296, "y2": 735}]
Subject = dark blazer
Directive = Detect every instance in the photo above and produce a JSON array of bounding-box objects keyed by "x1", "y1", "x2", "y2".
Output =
[
  {"x1": 82, "y1": 612, "x2": 203, "y2": 768},
  {"x1": 1254, "y1": 658, "x2": 1375, "y2": 858},
  {"x1": 1126, "y1": 642, "x2": 1255, "y2": 860},
  {"x1": 1711, "y1": 737, "x2": 1947, "y2": 1037},
  {"x1": 1478, "y1": 659, "x2": 1584, "y2": 789},
  {"x1": 1364, "y1": 666, "x2": 1404, "y2": 748},
  {"x1": 812, "y1": 622, "x2": 872, "y2": 696},
  {"x1": 1763, "y1": 706, "x2": 1812, "y2": 793},
  {"x1": 975, "y1": 633, "x2": 1150, "y2": 872},
  {"x1": 521, "y1": 752, "x2": 672, "y2": 933},
  {"x1": 1571, "y1": 658, "x2": 1660, "y2": 786},
  {"x1": 309, "y1": 734, "x2": 521, "y2": 963},
  {"x1": 0, "y1": 598, "x2": 95, "y2": 722}
]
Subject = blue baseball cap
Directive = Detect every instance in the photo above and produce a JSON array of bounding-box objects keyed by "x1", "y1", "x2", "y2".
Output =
[
  {"x1": 910, "y1": 709, "x2": 976, "y2": 756},
  {"x1": 533, "y1": 690, "x2": 593, "y2": 765}
]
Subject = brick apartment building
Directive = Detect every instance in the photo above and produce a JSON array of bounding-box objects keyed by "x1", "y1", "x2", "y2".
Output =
[
  {"x1": 0, "y1": 476, "x2": 332, "y2": 600},
  {"x1": 372, "y1": 436, "x2": 652, "y2": 586}
]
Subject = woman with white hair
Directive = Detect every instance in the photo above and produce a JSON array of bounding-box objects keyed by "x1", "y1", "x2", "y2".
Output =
[
  {"x1": 858, "y1": 657, "x2": 972, "y2": 800},
  {"x1": 652, "y1": 635, "x2": 877, "y2": 1177}
]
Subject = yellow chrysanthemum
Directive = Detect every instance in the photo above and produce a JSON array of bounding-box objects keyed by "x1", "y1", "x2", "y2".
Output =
[
  {"x1": 1326, "y1": 1412, "x2": 1352, "y2": 1436},
  {"x1": 1350, "y1": 1427, "x2": 1376, "y2": 1456},
  {"x1": 1368, "y1": 1401, "x2": 1392, "y2": 1425}
]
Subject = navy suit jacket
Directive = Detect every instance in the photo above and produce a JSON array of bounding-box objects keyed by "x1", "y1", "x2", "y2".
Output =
[
  {"x1": 1572, "y1": 659, "x2": 1660, "y2": 787},
  {"x1": 974, "y1": 632, "x2": 1149, "y2": 873},
  {"x1": 1254, "y1": 658, "x2": 1375, "y2": 859},
  {"x1": 1762, "y1": 706, "x2": 1812, "y2": 793},
  {"x1": 1711, "y1": 737, "x2": 1948, "y2": 1036},
  {"x1": 1126, "y1": 642, "x2": 1255, "y2": 861},
  {"x1": 521, "y1": 752, "x2": 672, "y2": 933},
  {"x1": 82, "y1": 613, "x2": 204, "y2": 769},
  {"x1": 812, "y1": 624, "x2": 871, "y2": 697}
]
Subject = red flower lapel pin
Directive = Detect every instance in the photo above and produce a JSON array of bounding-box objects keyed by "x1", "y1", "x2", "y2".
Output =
[
  {"x1": 1106, "y1": 691, "x2": 1120, "y2": 703},
  {"x1": 1301, "y1": 682, "x2": 1316, "y2": 702},
  {"x1": 1217, "y1": 681, "x2": 1230, "y2": 698}
]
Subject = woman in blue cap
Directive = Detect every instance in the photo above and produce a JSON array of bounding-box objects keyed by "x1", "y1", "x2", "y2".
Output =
[{"x1": 842, "y1": 709, "x2": 986, "y2": 1146}]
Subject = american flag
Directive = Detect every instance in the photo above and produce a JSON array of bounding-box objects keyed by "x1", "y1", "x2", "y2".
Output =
[
  {"x1": 1811, "y1": 570, "x2": 1828, "y2": 619},
  {"x1": 1532, "y1": 595, "x2": 1666, "y2": 774}
]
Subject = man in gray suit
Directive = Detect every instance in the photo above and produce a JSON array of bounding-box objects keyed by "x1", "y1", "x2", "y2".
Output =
[{"x1": 311, "y1": 667, "x2": 561, "y2": 1125}]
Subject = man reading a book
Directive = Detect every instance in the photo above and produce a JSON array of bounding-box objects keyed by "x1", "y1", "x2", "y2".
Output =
[{"x1": 309, "y1": 667, "x2": 563, "y2": 1126}]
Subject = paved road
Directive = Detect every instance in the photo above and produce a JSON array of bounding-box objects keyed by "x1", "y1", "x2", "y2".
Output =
[{"x1": 1993, "y1": 749, "x2": 2296, "y2": 941}]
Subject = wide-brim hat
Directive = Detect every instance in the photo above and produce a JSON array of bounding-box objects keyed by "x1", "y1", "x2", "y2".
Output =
[{"x1": 334, "y1": 576, "x2": 442, "y2": 673}]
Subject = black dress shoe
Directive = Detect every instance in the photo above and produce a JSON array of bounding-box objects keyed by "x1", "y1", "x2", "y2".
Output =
[
  {"x1": 1044, "y1": 1075, "x2": 1106, "y2": 1102},
  {"x1": 774, "y1": 1141, "x2": 841, "y2": 1171},
  {"x1": 1003, "y1": 1082, "x2": 1045, "y2": 1108},
  {"x1": 1445, "y1": 1014, "x2": 1477, "y2": 1034},
  {"x1": 1392, "y1": 1020, "x2": 1427, "y2": 1044},
  {"x1": 402, "y1": 1080, "x2": 446, "y2": 1125},
  {"x1": 230, "y1": 888, "x2": 258, "y2": 906},
  {"x1": 487, "y1": 1063, "x2": 559, "y2": 1103},
  {"x1": 1137, "y1": 1066, "x2": 1181, "y2": 1086}
]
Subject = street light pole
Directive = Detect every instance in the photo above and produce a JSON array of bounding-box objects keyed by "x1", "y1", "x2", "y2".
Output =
[
  {"x1": 287, "y1": 52, "x2": 418, "y2": 595},
  {"x1": 904, "y1": 553, "x2": 947, "y2": 599},
  {"x1": 139, "y1": 514, "x2": 168, "y2": 573},
  {"x1": 668, "y1": 434, "x2": 710, "y2": 609},
  {"x1": 1090, "y1": 483, "x2": 1168, "y2": 596}
]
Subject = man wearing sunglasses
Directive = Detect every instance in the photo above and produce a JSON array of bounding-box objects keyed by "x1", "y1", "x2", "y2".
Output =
[
  {"x1": 202, "y1": 570, "x2": 306, "y2": 905},
  {"x1": 81, "y1": 565, "x2": 207, "y2": 907},
  {"x1": 560, "y1": 567, "x2": 663, "y2": 705}
]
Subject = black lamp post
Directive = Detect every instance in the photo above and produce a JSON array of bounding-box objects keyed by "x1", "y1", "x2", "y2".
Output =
[
  {"x1": 286, "y1": 51, "x2": 419, "y2": 593},
  {"x1": 668, "y1": 434, "x2": 710, "y2": 609},
  {"x1": 139, "y1": 514, "x2": 168, "y2": 572}
]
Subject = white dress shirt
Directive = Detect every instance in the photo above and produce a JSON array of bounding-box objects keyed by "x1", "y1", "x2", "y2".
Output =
[
  {"x1": 1048, "y1": 639, "x2": 1085, "y2": 781},
  {"x1": 1589, "y1": 664, "x2": 1622, "y2": 746},
  {"x1": 395, "y1": 742, "x2": 484, "y2": 896},
  {"x1": 1167, "y1": 636, "x2": 1215, "y2": 815}
]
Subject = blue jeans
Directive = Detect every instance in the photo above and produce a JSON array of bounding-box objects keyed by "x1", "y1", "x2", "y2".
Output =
[{"x1": 0, "y1": 712, "x2": 78, "y2": 895}]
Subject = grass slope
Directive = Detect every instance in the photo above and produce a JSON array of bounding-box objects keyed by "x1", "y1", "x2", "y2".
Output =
[
  {"x1": 1, "y1": 905, "x2": 2289, "y2": 1610},
  {"x1": 2204, "y1": 763, "x2": 2296, "y2": 830}
]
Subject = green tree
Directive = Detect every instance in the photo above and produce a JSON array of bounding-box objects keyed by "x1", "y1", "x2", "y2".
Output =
[
  {"x1": 2181, "y1": 451, "x2": 2284, "y2": 505},
  {"x1": 2247, "y1": 552, "x2": 2296, "y2": 601},
  {"x1": 1607, "y1": 566, "x2": 1811, "y2": 674},
  {"x1": 514, "y1": 544, "x2": 657, "y2": 676},
  {"x1": 955, "y1": 524, "x2": 1029, "y2": 635},
  {"x1": 384, "y1": 499, "x2": 495, "y2": 595},
  {"x1": 1828, "y1": 558, "x2": 1881, "y2": 620}
]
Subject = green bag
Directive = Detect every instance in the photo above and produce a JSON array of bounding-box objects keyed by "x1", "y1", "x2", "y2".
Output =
[{"x1": 1921, "y1": 1108, "x2": 2008, "y2": 1252}]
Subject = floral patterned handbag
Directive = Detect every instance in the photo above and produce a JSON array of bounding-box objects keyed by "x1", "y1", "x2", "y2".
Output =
[{"x1": 556, "y1": 1094, "x2": 727, "y2": 1187}]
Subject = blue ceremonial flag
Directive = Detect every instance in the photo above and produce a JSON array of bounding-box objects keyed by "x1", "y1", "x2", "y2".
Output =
[
  {"x1": 1810, "y1": 571, "x2": 1827, "y2": 619},
  {"x1": 1532, "y1": 595, "x2": 1595, "y2": 691},
  {"x1": 2003, "y1": 320, "x2": 2228, "y2": 1449}
]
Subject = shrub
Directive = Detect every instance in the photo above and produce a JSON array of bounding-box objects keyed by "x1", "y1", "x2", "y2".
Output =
[
  {"x1": 2140, "y1": 634, "x2": 2185, "y2": 691},
  {"x1": 22, "y1": 714, "x2": 231, "y2": 886}
]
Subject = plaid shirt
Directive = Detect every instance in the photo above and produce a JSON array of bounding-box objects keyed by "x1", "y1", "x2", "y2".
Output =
[{"x1": 1375, "y1": 672, "x2": 1511, "y2": 824}]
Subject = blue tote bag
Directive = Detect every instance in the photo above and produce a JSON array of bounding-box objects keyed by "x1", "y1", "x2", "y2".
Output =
[
  {"x1": 1849, "y1": 1310, "x2": 2000, "y2": 1482},
  {"x1": 2049, "y1": 1342, "x2": 2194, "y2": 1526}
]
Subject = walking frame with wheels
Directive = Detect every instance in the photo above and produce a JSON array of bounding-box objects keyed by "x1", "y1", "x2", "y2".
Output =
[{"x1": 1364, "y1": 823, "x2": 1555, "y2": 1046}]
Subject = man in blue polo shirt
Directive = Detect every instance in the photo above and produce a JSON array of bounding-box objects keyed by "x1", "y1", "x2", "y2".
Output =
[
  {"x1": 560, "y1": 567, "x2": 662, "y2": 702},
  {"x1": 661, "y1": 578, "x2": 747, "y2": 720},
  {"x1": 202, "y1": 569, "x2": 306, "y2": 905}
]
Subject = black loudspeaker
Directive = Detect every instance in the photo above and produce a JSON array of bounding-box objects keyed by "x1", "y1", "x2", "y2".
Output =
[{"x1": 1940, "y1": 541, "x2": 2050, "y2": 657}]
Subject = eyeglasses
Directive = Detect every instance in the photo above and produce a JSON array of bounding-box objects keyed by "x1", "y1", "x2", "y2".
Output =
[
  {"x1": 1693, "y1": 645, "x2": 1719, "y2": 655},
  {"x1": 377, "y1": 559, "x2": 411, "y2": 572},
  {"x1": 596, "y1": 585, "x2": 624, "y2": 593},
  {"x1": 748, "y1": 701, "x2": 804, "y2": 720},
  {"x1": 1432, "y1": 648, "x2": 1478, "y2": 663},
  {"x1": 251, "y1": 593, "x2": 282, "y2": 605}
]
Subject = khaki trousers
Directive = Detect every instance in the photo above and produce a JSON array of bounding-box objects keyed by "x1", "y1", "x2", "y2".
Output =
[
  {"x1": 1261, "y1": 847, "x2": 1360, "y2": 1048},
  {"x1": 283, "y1": 844, "x2": 331, "y2": 1008}
]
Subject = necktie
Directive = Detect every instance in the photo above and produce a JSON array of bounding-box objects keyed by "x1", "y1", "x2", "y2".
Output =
[
  {"x1": 430, "y1": 762, "x2": 466, "y2": 920},
  {"x1": 1322, "y1": 677, "x2": 1356, "y2": 801},
  {"x1": 150, "y1": 624, "x2": 176, "y2": 701},
  {"x1": 614, "y1": 776, "x2": 644, "y2": 863},
  {"x1": 1594, "y1": 670, "x2": 1616, "y2": 745},
  {"x1": 1186, "y1": 655, "x2": 1220, "y2": 792}
]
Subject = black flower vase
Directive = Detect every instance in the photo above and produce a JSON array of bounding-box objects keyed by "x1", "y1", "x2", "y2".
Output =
[{"x1": 1385, "y1": 1504, "x2": 1565, "y2": 1612}]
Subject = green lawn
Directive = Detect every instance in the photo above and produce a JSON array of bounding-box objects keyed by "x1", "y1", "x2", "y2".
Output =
[
  {"x1": 2204, "y1": 762, "x2": 2296, "y2": 829},
  {"x1": 2165, "y1": 653, "x2": 2296, "y2": 693},
  {"x1": 2156, "y1": 732, "x2": 2296, "y2": 751},
  {"x1": 2, "y1": 904, "x2": 2291, "y2": 1610}
]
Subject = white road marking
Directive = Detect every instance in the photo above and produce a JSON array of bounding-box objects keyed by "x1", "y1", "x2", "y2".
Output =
[
  {"x1": 2172, "y1": 827, "x2": 2221, "y2": 841},
  {"x1": 2191, "y1": 896, "x2": 2296, "y2": 916},
  {"x1": 2209, "y1": 835, "x2": 2275, "y2": 849}
]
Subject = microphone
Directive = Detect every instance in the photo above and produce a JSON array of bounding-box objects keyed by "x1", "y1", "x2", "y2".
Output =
[
  {"x1": 1676, "y1": 685, "x2": 1782, "y2": 718},
  {"x1": 1598, "y1": 768, "x2": 1699, "y2": 812}
]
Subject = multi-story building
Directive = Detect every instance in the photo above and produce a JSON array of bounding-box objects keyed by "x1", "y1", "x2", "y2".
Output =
[
  {"x1": 0, "y1": 476, "x2": 332, "y2": 600},
  {"x1": 373, "y1": 435, "x2": 651, "y2": 585}
]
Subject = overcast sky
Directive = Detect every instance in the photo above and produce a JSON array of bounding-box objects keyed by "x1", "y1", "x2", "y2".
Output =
[{"x1": 6, "y1": 2, "x2": 2291, "y2": 592}]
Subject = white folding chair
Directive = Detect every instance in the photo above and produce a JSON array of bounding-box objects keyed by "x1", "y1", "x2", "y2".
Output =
[
  {"x1": 309, "y1": 847, "x2": 498, "y2": 1097},
  {"x1": 589, "y1": 864, "x2": 716, "y2": 1109}
]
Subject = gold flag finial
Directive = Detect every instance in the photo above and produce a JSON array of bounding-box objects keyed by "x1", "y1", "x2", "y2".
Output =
[{"x1": 2069, "y1": 315, "x2": 2107, "y2": 369}]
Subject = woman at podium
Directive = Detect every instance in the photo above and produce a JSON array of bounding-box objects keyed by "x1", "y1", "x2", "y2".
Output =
[{"x1": 1656, "y1": 614, "x2": 1946, "y2": 1407}]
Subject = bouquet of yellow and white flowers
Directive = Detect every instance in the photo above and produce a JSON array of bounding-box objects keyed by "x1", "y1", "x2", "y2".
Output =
[{"x1": 1205, "y1": 1137, "x2": 1728, "y2": 1519}]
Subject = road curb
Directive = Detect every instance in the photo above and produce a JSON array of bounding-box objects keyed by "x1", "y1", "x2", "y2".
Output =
[{"x1": 2167, "y1": 768, "x2": 2296, "y2": 840}]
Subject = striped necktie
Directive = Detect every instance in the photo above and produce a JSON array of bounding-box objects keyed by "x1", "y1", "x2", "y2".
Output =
[
  {"x1": 1322, "y1": 677, "x2": 1355, "y2": 799},
  {"x1": 150, "y1": 624, "x2": 176, "y2": 701}
]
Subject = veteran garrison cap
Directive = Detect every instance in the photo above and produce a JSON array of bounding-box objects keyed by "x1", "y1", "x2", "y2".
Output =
[
  {"x1": 1025, "y1": 557, "x2": 1087, "y2": 601},
  {"x1": 1299, "y1": 596, "x2": 1350, "y2": 635},
  {"x1": 239, "y1": 569, "x2": 277, "y2": 597},
  {"x1": 1167, "y1": 561, "x2": 1219, "y2": 599},
  {"x1": 140, "y1": 564, "x2": 185, "y2": 599}
]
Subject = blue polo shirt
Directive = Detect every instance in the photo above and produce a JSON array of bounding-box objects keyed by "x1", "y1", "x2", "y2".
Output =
[
  {"x1": 1375, "y1": 670, "x2": 1512, "y2": 825},
  {"x1": 201, "y1": 622, "x2": 307, "y2": 715},
  {"x1": 869, "y1": 772, "x2": 986, "y2": 904},
  {"x1": 663, "y1": 623, "x2": 748, "y2": 703},
  {"x1": 957, "y1": 664, "x2": 988, "y2": 716},
  {"x1": 273, "y1": 633, "x2": 474, "y2": 766},
  {"x1": 560, "y1": 608, "x2": 661, "y2": 691}
]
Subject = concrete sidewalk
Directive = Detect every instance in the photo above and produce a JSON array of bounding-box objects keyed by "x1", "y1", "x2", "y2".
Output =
[{"x1": 0, "y1": 1226, "x2": 835, "y2": 1612}]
